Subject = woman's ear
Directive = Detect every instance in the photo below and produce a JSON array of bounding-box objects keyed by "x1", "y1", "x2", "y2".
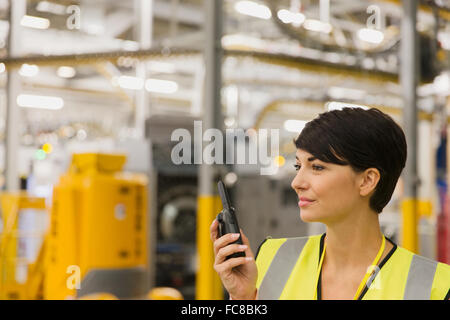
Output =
[{"x1": 359, "y1": 168, "x2": 380, "y2": 197}]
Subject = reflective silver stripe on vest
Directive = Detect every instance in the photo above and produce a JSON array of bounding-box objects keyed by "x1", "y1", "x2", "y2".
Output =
[
  {"x1": 403, "y1": 254, "x2": 437, "y2": 300},
  {"x1": 258, "y1": 237, "x2": 309, "y2": 300}
]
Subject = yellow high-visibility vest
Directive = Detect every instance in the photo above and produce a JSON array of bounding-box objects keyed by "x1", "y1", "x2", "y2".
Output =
[{"x1": 255, "y1": 234, "x2": 450, "y2": 300}]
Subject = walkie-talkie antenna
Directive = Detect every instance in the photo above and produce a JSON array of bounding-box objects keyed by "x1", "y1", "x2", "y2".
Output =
[{"x1": 217, "y1": 181, "x2": 231, "y2": 210}]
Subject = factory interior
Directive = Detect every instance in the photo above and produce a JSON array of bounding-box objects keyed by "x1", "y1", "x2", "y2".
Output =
[{"x1": 0, "y1": 0, "x2": 449, "y2": 300}]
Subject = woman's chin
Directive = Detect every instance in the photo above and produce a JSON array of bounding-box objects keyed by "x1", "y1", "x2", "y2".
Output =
[{"x1": 299, "y1": 208, "x2": 322, "y2": 223}]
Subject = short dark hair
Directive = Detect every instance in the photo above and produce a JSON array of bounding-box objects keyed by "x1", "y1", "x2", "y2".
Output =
[{"x1": 294, "y1": 107, "x2": 407, "y2": 213}]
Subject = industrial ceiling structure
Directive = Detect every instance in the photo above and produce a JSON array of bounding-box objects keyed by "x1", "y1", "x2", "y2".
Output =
[{"x1": 0, "y1": 0, "x2": 448, "y2": 168}]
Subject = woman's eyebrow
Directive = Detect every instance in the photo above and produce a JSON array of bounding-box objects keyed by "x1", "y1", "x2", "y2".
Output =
[{"x1": 295, "y1": 156, "x2": 317, "y2": 162}]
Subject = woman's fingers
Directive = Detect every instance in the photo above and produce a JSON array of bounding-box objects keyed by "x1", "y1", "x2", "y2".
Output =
[
  {"x1": 213, "y1": 232, "x2": 241, "y2": 256},
  {"x1": 210, "y1": 219, "x2": 219, "y2": 242},
  {"x1": 215, "y1": 243, "x2": 247, "y2": 265},
  {"x1": 214, "y1": 255, "x2": 252, "y2": 275}
]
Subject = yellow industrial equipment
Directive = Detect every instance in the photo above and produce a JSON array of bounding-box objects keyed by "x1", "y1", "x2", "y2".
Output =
[
  {"x1": 0, "y1": 192, "x2": 48, "y2": 300},
  {"x1": 195, "y1": 195, "x2": 224, "y2": 300},
  {"x1": 45, "y1": 153, "x2": 149, "y2": 299},
  {"x1": 147, "y1": 287, "x2": 184, "y2": 300},
  {"x1": 78, "y1": 292, "x2": 119, "y2": 300}
]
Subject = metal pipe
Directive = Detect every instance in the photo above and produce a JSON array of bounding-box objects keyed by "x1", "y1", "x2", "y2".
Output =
[
  {"x1": 134, "y1": 0, "x2": 154, "y2": 294},
  {"x1": 195, "y1": 0, "x2": 224, "y2": 300},
  {"x1": 400, "y1": 0, "x2": 419, "y2": 253},
  {"x1": 134, "y1": 0, "x2": 153, "y2": 139},
  {"x1": 5, "y1": 0, "x2": 25, "y2": 192}
]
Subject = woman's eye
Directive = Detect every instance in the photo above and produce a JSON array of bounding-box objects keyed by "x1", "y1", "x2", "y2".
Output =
[{"x1": 294, "y1": 164, "x2": 324, "y2": 171}]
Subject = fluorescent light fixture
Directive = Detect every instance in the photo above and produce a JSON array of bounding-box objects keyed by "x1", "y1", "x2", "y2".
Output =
[
  {"x1": 437, "y1": 31, "x2": 450, "y2": 50},
  {"x1": 362, "y1": 57, "x2": 376, "y2": 69},
  {"x1": 221, "y1": 34, "x2": 266, "y2": 50},
  {"x1": 234, "y1": 1, "x2": 271, "y2": 20},
  {"x1": 113, "y1": 76, "x2": 144, "y2": 90},
  {"x1": 357, "y1": 28, "x2": 384, "y2": 44},
  {"x1": 36, "y1": 1, "x2": 66, "y2": 15},
  {"x1": 303, "y1": 19, "x2": 332, "y2": 33},
  {"x1": 324, "y1": 52, "x2": 341, "y2": 63},
  {"x1": 21, "y1": 15, "x2": 50, "y2": 29},
  {"x1": 57, "y1": 66, "x2": 76, "y2": 78},
  {"x1": 284, "y1": 119, "x2": 307, "y2": 133},
  {"x1": 123, "y1": 40, "x2": 139, "y2": 51},
  {"x1": 19, "y1": 64, "x2": 39, "y2": 77},
  {"x1": 433, "y1": 72, "x2": 450, "y2": 95},
  {"x1": 145, "y1": 78, "x2": 178, "y2": 94},
  {"x1": 17, "y1": 94, "x2": 64, "y2": 110},
  {"x1": 147, "y1": 61, "x2": 176, "y2": 74},
  {"x1": 85, "y1": 24, "x2": 104, "y2": 35},
  {"x1": 418, "y1": 83, "x2": 435, "y2": 97},
  {"x1": 277, "y1": 9, "x2": 305, "y2": 26},
  {"x1": 0, "y1": 62, "x2": 5, "y2": 73},
  {"x1": 326, "y1": 101, "x2": 369, "y2": 111},
  {"x1": 328, "y1": 86, "x2": 366, "y2": 100},
  {"x1": 224, "y1": 117, "x2": 236, "y2": 127}
]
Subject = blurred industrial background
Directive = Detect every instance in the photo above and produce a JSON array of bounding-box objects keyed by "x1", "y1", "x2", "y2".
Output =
[{"x1": 0, "y1": 0, "x2": 449, "y2": 300}]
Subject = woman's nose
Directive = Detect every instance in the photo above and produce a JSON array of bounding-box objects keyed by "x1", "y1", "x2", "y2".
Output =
[{"x1": 291, "y1": 172, "x2": 308, "y2": 191}]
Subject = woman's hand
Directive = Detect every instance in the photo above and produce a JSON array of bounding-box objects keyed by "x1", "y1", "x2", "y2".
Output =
[{"x1": 210, "y1": 219, "x2": 258, "y2": 300}]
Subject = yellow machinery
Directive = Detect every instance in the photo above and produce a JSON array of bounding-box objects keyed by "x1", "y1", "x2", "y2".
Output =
[
  {"x1": 0, "y1": 153, "x2": 186, "y2": 300},
  {"x1": 45, "y1": 153, "x2": 149, "y2": 299},
  {"x1": 0, "y1": 193, "x2": 48, "y2": 299}
]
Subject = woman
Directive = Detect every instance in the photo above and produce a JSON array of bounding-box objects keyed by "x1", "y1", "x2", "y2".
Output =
[{"x1": 210, "y1": 107, "x2": 450, "y2": 300}]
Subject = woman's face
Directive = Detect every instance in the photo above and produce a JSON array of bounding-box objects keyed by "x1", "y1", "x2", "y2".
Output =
[{"x1": 291, "y1": 148, "x2": 363, "y2": 224}]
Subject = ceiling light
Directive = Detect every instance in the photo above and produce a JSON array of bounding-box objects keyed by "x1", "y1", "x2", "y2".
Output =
[
  {"x1": 433, "y1": 72, "x2": 450, "y2": 95},
  {"x1": 113, "y1": 76, "x2": 144, "y2": 90},
  {"x1": 277, "y1": 9, "x2": 305, "y2": 26},
  {"x1": 17, "y1": 94, "x2": 64, "y2": 110},
  {"x1": 19, "y1": 64, "x2": 39, "y2": 77},
  {"x1": 85, "y1": 24, "x2": 104, "y2": 35},
  {"x1": 437, "y1": 30, "x2": 450, "y2": 50},
  {"x1": 357, "y1": 28, "x2": 384, "y2": 44},
  {"x1": 123, "y1": 40, "x2": 139, "y2": 51},
  {"x1": 145, "y1": 78, "x2": 178, "y2": 94},
  {"x1": 57, "y1": 66, "x2": 76, "y2": 78},
  {"x1": 303, "y1": 19, "x2": 332, "y2": 33},
  {"x1": 36, "y1": 1, "x2": 66, "y2": 15},
  {"x1": 224, "y1": 117, "x2": 236, "y2": 127},
  {"x1": 221, "y1": 34, "x2": 266, "y2": 50},
  {"x1": 284, "y1": 119, "x2": 307, "y2": 133},
  {"x1": 326, "y1": 101, "x2": 369, "y2": 111},
  {"x1": 234, "y1": 1, "x2": 271, "y2": 20},
  {"x1": 20, "y1": 15, "x2": 50, "y2": 29}
]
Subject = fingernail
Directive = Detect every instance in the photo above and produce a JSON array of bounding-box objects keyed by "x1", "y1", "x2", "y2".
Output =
[
  {"x1": 232, "y1": 233, "x2": 240, "y2": 239},
  {"x1": 245, "y1": 257, "x2": 253, "y2": 261},
  {"x1": 239, "y1": 245, "x2": 247, "y2": 250}
]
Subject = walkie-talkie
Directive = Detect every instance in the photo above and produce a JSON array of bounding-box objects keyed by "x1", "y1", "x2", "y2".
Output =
[{"x1": 217, "y1": 180, "x2": 245, "y2": 260}]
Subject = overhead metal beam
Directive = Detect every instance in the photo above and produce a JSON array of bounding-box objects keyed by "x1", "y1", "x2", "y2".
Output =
[{"x1": 1, "y1": 48, "x2": 399, "y2": 83}]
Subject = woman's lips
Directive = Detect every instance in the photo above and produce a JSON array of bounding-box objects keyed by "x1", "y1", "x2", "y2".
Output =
[{"x1": 298, "y1": 200, "x2": 315, "y2": 208}]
